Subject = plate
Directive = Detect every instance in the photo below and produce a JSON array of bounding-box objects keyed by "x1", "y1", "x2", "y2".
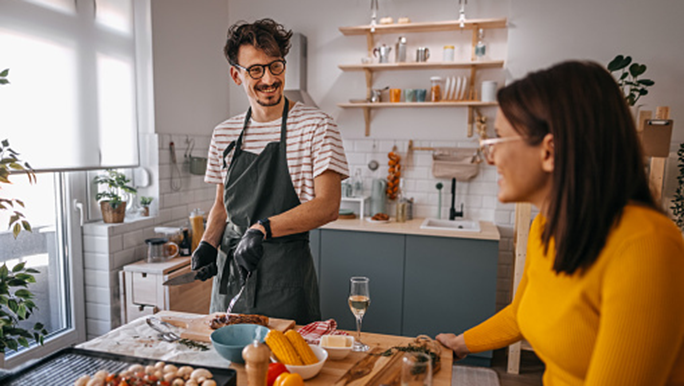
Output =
[
  {"x1": 443, "y1": 77, "x2": 451, "y2": 101},
  {"x1": 460, "y1": 76, "x2": 468, "y2": 100},
  {"x1": 365, "y1": 217, "x2": 391, "y2": 224},
  {"x1": 454, "y1": 76, "x2": 462, "y2": 101}
]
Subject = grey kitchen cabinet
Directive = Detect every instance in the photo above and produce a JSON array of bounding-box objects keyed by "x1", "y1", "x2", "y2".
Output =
[
  {"x1": 403, "y1": 235, "x2": 499, "y2": 365},
  {"x1": 318, "y1": 229, "x2": 405, "y2": 335},
  {"x1": 316, "y1": 227, "x2": 499, "y2": 366}
]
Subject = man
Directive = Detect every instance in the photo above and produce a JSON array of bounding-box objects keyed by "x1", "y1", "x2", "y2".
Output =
[{"x1": 192, "y1": 18, "x2": 349, "y2": 324}]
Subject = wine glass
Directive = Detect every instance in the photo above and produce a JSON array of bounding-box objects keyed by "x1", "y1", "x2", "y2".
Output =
[{"x1": 348, "y1": 276, "x2": 371, "y2": 352}]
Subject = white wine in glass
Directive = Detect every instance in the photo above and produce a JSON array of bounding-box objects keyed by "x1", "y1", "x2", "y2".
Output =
[{"x1": 349, "y1": 276, "x2": 370, "y2": 352}]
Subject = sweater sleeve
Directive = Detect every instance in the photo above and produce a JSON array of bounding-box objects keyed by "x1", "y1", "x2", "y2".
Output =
[
  {"x1": 584, "y1": 232, "x2": 684, "y2": 385},
  {"x1": 462, "y1": 217, "x2": 541, "y2": 352}
]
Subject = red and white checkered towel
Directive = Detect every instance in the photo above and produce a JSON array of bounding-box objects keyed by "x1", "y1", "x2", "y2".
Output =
[{"x1": 296, "y1": 319, "x2": 349, "y2": 345}]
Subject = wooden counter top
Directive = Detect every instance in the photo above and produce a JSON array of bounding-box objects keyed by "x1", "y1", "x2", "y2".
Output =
[{"x1": 321, "y1": 217, "x2": 500, "y2": 241}]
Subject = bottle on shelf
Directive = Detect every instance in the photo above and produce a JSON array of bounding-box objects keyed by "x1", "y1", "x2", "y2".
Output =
[
  {"x1": 352, "y1": 169, "x2": 364, "y2": 197},
  {"x1": 475, "y1": 28, "x2": 486, "y2": 60},
  {"x1": 189, "y1": 208, "x2": 205, "y2": 252},
  {"x1": 180, "y1": 228, "x2": 191, "y2": 256},
  {"x1": 395, "y1": 179, "x2": 408, "y2": 223}
]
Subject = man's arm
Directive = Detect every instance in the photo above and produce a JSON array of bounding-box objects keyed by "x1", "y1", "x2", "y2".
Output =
[
  {"x1": 202, "y1": 184, "x2": 228, "y2": 248},
  {"x1": 251, "y1": 170, "x2": 342, "y2": 237}
]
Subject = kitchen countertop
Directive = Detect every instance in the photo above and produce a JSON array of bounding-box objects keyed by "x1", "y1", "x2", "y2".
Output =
[
  {"x1": 78, "y1": 311, "x2": 454, "y2": 386},
  {"x1": 321, "y1": 217, "x2": 500, "y2": 241}
]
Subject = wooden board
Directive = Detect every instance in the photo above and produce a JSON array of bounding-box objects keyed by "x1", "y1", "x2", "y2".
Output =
[{"x1": 159, "y1": 313, "x2": 295, "y2": 343}]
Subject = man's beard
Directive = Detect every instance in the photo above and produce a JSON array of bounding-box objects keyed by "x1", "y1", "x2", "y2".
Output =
[{"x1": 255, "y1": 81, "x2": 283, "y2": 107}]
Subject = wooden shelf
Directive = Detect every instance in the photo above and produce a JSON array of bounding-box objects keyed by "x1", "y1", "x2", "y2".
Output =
[
  {"x1": 339, "y1": 60, "x2": 504, "y2": 72},
  {"x1": 339, "y1": 101, "x2": 497, "y2": 108},
  {"x1": 339, "y1": 17, "x2": 507, "y2": 36}
]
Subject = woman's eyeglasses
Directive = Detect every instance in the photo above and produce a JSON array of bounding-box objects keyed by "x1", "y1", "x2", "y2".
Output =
[
  {"x1": 233, "y1": 59, "x2": 286, "y2": 80},
  {"x1": 479, "y1": 136, "x2": 523, "y2": 161}
]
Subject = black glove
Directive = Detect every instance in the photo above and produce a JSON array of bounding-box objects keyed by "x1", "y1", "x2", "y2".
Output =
[
  {"x1": 195, "y1": 262, "x2": 218, "y2": 281},
  {"x1": 233, "y1": 228, "x2": 265, "y2": 281},
  {"x1": 191, "y1": 241, "x2": 218, "y2": 270}
]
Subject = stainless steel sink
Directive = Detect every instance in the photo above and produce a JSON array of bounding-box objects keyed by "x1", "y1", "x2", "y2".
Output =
[{"x1": 420, "y1": 218, "x2": 481, "y2": 232}]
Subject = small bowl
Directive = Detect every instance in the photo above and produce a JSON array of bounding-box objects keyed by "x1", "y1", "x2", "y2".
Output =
[
  {"x1": 319, "y1": 335, "x2": 354, "y2": 360},
  {"x1": 284, "y1": 344, "x2": 328, "y2": 380},
  {"x1": 210, "y1": 324, "x2": 270, "y2": 364}
]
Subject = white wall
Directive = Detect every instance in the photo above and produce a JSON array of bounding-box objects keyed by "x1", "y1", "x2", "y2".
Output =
[{"x1": 150, "y1": 0, "x2": 231, "y2": 135}]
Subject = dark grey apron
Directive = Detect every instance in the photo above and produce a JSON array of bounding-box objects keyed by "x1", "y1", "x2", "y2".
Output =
[{"x1": 210, "y1": 99, "x2": 321, "y2": 324}]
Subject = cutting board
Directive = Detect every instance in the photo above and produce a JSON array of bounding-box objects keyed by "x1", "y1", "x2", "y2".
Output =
[
  {"x1": 159, "y1": 313, "x2": 295, "y2": 343},
  {"x1": 333, "y1": 347, "x2": 404, "y2": 386}
]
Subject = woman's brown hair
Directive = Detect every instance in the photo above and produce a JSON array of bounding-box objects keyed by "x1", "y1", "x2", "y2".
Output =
[
  {"x1": 497, "y1": 60, "x2": 657, "y2": 275},
  {"x1": 224, "y1": 18, "x2": 293, "y2": 66}
]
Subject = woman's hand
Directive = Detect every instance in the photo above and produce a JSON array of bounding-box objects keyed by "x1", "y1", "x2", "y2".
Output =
[{"x1": 436, "y1": 333, "x2": 470, "y2": 360}]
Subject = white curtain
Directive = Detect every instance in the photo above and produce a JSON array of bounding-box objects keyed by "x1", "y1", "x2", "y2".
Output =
[{"x1": 0, "y1": 0, "x2": 145, "y2": 172}]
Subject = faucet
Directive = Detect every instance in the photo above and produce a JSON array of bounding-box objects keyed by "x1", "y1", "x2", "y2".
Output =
[{"x1": 449, "y1": 178, "x2": 464, "y2": 220}]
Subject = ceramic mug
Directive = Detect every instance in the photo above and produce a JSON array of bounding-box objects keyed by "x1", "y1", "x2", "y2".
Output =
[
  {"x1": 416, "y1": 47, "x2": 430, "y2": 62},
  {"x1": 405, "y1": 88, "x2": 416, "y2": 102},
  {"x1": 390, "y1": 88, "x2": 402, "y2": 103},
  {"x1": 415, "y1": 89, "x2": 427, "y2": 102}
]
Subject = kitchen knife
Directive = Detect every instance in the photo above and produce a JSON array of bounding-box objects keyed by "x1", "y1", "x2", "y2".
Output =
[{"x1": 163, "y1": 264, "x2": 216, "y2": 286}]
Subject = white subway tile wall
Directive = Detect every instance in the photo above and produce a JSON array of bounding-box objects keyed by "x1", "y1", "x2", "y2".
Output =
[{"x1": 82, "y1": 134, "x2": 215, "y2": 339}]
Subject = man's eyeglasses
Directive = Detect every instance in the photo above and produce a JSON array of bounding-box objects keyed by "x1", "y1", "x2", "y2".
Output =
[
  {"x1": 233, "y1": 59, "x2": 286, "y2": 80},
  {"x1": 479, "y1": 136, "x2": 523, "y2": 161}
]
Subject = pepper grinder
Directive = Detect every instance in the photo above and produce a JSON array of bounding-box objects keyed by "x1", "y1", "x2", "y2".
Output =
[{"x1": 242, "y1": 340, "x2": 270, "y2": 386}]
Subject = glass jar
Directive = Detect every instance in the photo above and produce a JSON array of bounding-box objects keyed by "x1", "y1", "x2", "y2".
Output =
[{"x1": 430, "y1": 76, "x2": 443, "y2": 102}]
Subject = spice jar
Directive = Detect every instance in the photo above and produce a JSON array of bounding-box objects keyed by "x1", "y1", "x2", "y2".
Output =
[{"x1": 430, "y1": 76, "x2": 443, "y2": 102}]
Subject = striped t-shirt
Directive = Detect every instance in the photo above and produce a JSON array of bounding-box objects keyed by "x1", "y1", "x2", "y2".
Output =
[{"x1": 205, "y1": 102, "x2": 349, "y2": 203}]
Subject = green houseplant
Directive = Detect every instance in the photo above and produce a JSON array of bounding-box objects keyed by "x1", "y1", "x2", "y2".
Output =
[
  {"x1": 139, "y1": 196, "x2": 153, "y2": 217},
  {"x1": 1, "y1": 68, "x2": 47, "y2": 363},
  {"x1": 0, "y1": 262, "x2": 48, "y2": 357},
  {"x1": 607, "y1": 55, "x2": 655, "y2": 107},
  {"x1": 94, "y1": 169, "x2": 137, "y2": 223},
  {"x1": 1, "y1": 70, "x2": 36, "y2": 239},
  {"x1": 671, "y1": 143, "x2": 684, "y2": 231}
]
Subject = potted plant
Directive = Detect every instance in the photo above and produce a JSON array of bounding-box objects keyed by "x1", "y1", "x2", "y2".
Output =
[
  {"x1": 0, "y1": 262, "x2": 48, "y2": 367},
  {"x1": 94, "y1": 169, "x2": 137, "y2": 223},
  {"x1": 0, "y1": 69, "x2": 47, "y2": 366},
  {"x1": 139, "y1": 196, "x2": 153, "y2": 217},
  {"x1": 607, "y1": 54, "x2": 655, "y2": 107},
  {"x1": 671, "y1": 143, "x2": 684, "y2": 232}
]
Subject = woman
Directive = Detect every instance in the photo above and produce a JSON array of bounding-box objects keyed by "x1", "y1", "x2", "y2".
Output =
[{"x1": 436, "y1": 61, "x2": 684, "y2": 385}]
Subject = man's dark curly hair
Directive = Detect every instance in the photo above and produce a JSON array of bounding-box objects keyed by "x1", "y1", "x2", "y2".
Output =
[{"x1": 224, "y1": 19, "x2": 293, "y2": 66}]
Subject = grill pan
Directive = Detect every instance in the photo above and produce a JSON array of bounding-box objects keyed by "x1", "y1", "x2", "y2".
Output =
[{"x1": 0, "y1": 347, "x2": 237, "y2": 385}]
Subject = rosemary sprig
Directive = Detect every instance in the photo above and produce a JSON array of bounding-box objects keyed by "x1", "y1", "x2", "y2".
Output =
[{"x1": 178, "y1": 338, "x2": 209, "y2": 351}]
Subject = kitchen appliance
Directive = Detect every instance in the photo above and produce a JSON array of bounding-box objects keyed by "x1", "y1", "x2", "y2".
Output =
[
  {"x1": 144, "y1": 238, "x2": 178, "y2": 263},
  {"x1": 370, "y1": 178, "x2": 387, "y2": 215},
  {"x1": 373, "y1": 44, "x2": 392, "y2": 63},
  {"x1": 284, "y1": 33, "x2": 317, "y2": 107}
]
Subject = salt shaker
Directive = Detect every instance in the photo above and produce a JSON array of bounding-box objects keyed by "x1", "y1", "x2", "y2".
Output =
[{"x1": 243, "y1": 340, "x2": 270, "y2": 386}]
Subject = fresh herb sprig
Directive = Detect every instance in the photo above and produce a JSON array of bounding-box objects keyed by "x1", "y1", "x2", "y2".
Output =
[{"x1": 178, "y1": 338, "x2": 209, "y2": 351}]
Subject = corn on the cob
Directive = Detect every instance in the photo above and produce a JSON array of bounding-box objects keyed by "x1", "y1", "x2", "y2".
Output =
[
  {"x1": 285, "y1": 330, "x2": 318, "y2": 365},
  {"x1": 265, "y1": 330, "x2": 303, "y2": 365}
]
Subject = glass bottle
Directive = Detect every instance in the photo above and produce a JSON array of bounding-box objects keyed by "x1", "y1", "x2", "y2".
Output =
[
  {"x1": 352, "y1": 169, "x2": 364, "y2": 197},
  {"x1": 395, "y1": 179, "x2": 407, "y2": 223},
  {"x1": 475, "y1": 28, "x2": 486, "y2": 60},
  {"x1": 430, "y1": 76, "x2": 443, "y2": 102},
  {"x1": 180, "y1": 228, "x2": 191, "y2": 256}
]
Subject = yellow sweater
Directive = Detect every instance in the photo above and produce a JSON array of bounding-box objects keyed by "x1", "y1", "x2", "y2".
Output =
[{"x1": 464, "y1": 205, "x2": 684, "y2": 385}]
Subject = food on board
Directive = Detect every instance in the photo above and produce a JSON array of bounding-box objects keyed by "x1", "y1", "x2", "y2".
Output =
[{"x1": 209, "y1": 313, "x2": 269, "y2": 329}]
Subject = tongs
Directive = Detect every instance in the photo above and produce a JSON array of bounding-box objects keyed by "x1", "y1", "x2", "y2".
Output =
[{"x1": 146, "y1": 317, "x2": 181, "y2": 342}]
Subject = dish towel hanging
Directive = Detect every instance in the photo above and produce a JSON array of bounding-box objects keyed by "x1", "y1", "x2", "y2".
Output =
[{"x1": 431, "y1": 147, "x2": 481, "y2": 181}]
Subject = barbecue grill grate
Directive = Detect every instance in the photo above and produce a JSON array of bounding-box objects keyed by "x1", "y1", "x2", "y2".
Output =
[{"x1": 0, "y1": 348, "x2": 237, "y2": 386}]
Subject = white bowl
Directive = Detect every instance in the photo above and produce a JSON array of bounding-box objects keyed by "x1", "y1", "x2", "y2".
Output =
[
  {"x1": 284, "y1": 344, "x2": 328, "y2": 380},
  {"x1": 319, "y1": 335, "x2": 354, "y2": 360}
]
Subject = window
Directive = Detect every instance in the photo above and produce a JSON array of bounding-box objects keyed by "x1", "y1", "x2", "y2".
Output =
[{"x1": 0, "y1": 0, "x2": 146, "y2": 171}]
